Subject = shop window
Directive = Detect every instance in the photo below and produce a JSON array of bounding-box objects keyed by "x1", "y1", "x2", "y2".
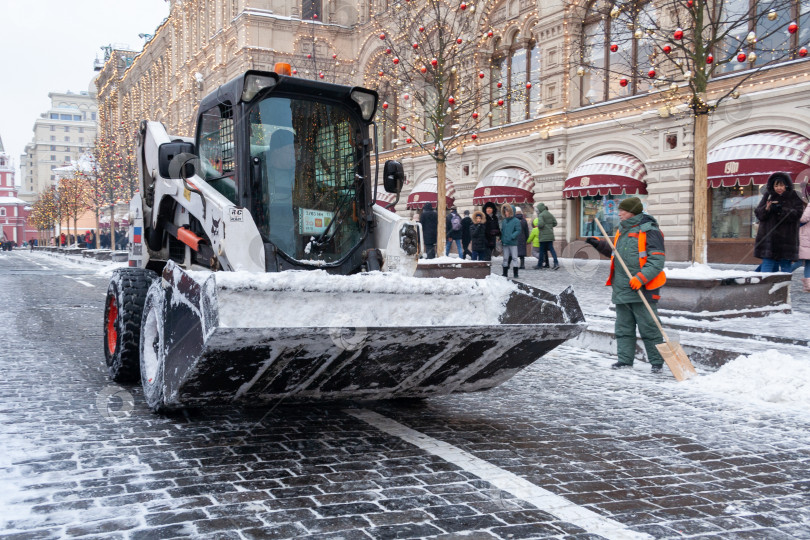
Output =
[
  {"x1": 579, "y1": 194, "x2": 648, "y2": 238},
  {"x1": 710, "y1": 185, "x2": 759, "y2": 239}
]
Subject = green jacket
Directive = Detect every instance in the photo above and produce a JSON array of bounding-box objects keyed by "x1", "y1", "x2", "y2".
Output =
[
  {"x1": 534, "y1": 203, "x2": 557, "y2": 242},
  {"x1": 526, "y1": 219, "x2": 541, "y2": 247},
  {"x1": 500, "y1": 214, "x2": 521, "y2": 246},
  {"x1": 592, "y1": 213, "x2": 666, "y2": 304}
]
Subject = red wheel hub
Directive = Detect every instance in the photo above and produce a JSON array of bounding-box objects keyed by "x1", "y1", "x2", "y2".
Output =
[{"x1": 106, "y1": 297, "x2": 118, "y2": 355}]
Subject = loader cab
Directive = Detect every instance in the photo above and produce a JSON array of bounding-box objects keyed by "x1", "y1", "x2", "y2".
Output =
[{"x1": 195, "y1": 70, "x2": 379, "y2": 273}]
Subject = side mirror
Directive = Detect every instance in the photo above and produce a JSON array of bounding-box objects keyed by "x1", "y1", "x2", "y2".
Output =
[
  {"x1": 159, "y1": 141, "x2": 196, "y2": 178},
  {"x1": 383, "y1": 160, "x2": 405, "y2": 194}
]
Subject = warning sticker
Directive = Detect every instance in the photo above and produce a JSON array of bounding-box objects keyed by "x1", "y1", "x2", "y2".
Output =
[{"x1": 299, "y1": 208, "x2": 334, "y2": 235}]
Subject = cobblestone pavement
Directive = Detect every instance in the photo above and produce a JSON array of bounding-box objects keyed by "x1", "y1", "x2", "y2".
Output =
[{"x1": 1, "y1": 250, "x2": 809, "y2": 539}]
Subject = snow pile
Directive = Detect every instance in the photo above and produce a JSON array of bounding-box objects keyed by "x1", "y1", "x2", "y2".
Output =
[
  {"x1": 664, "y1": 263, "x2": 771, "y2": 280},
  {"x1": 687, "y1": 350, "x2": 810, "y2": 409},
  {"x1": 204, "y1": 270, "x2": 520, "y2": 328}
]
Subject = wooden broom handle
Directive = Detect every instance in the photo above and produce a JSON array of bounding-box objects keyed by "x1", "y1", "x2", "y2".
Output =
[{"x1": 594, "y1": 218, "x2": 670, "y2": 342}]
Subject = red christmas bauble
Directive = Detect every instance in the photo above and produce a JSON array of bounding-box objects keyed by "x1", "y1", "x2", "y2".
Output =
[
  {"x1": 497, "y1": 98, "x2": 504, "y2": 106},
  {"x1": 674, "y1": 28, "x2": 684, "y2": 40},
  {"x1": 292, "y1": 69, "x2": 298, "y2": 74},
  {"x1": 382, "y1": 102, "x2": 389, "y2": 109},
  {"x1": 789, "y1": 21, "x2": 799, "y2": 34},
  {"x1": 378, "y1": 71, "x2": 384, "y2": 77},
  {"x1": 706, "y1": 54, "x2": 714, "y2": 64},
  {"x1": 457, "y1": 38, "x2": 463, "y2": 44},
  {"x1": 800, "y1": 47, "x2": 808, "y2": 57},
  {"x1": 332, "y1": 54, "x2": 337, "y2": 59},
  {"x1": 393, "y1": 57, "x2": 400, "y2": 64},
  {"x1": 526, "y1": 82, "x2": 532, "y2": 89},
  {"x1": 379, "y1": 33, "x2": 386, "y2": 40},
  {"x1": 619, "y1": 78, "x2": 628, "y2": 87},
  {"x1": 413, "y1": 42, "x2": 419, "y2": 49},
  {"x1": 406, "y1": 138, "x2": 412, "y2": 143},
  {"x1": 471, "y1": 134, "x2": 477, "y2": 140},
  {"x1": 472, "y1": 112, "x2": 479, "y2": 119},
  {"x1": 497, "y1": 82, "x2": 502, "y2": 88},
  {"x1": 448, "y1": 96, "x2": 455, "y2": 104},
  {"x1": 460, "y1": 2, "x2": 467, "y2": 10},
  {"x1": 648, "y1": 69, "x2": 656, "y2": 78},
  {"x1": 307, "y1": 54, "x2": 311, "y2": 59},
  {"x1": 419, "y1": 26, "x2": 424, "y2": 32},
  {"x1": 478, "y1": 72, "x2": 485, "y2": 79},
  {"x1": 687, "y1": 0, "x2": 693, "y2": 6},
  {"x1": 420, "y1": 66, "x2": 427, "y2": 73},
  {"x1": 487, "y1": 31, "x2": 493, "y2": 38},
  {"x1": 737, "y1": 52, "x2": 747, "y2": 62},
  {"x1": 318, "y1": 72, "x2": 324, "y2": 78},
  {"x1": 400, "y1": 125, "x2": 406, "y2": 131},
  {"x1": 385, "y1": 48, "x2": 391, "y2": 54},
  {"x1": 610, "y1": 43, "x2": 618, "y2": 53},
  {"x1": 662, "y1": 45, "x2": 672, "y2": 54},
  {"x1": 431, "y1": 58, "x2": 438, "y2": 66}
]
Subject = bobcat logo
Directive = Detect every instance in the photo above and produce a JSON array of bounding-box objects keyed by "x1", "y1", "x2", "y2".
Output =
[{"x1": 211, "y1": 216, "x2": 221, "y2": 237}]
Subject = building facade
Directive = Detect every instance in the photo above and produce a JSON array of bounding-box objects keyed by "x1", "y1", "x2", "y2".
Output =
[
  {"x1": 95, "y1": 0, "x2": 810, "y2": 263},
  {"x1": 0, "y1": 136, "x2": 33, "y2": 246},
  {"x1": 19, "y1": 86, "x2": 98, "y2": 204}
]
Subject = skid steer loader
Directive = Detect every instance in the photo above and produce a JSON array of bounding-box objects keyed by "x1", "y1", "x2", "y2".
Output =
[{"x1": 103, "y1": 65, "x2": 586, "y2": 411}]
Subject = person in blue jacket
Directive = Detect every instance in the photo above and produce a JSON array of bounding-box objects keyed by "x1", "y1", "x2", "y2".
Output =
[{"x1": 500, "y1": 204, "x2": 522, "y2": 278}]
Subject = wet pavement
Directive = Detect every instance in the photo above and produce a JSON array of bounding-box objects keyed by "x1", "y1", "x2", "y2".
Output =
[{"x1": 1, "y1": 250, "x2": 809, "y2": 539}]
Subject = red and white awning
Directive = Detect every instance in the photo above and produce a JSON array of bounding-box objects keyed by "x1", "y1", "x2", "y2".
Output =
[
  {"x1": 406, "y1": 177, "x2": 456, "y2": 209},
  {"x1": 563, "y1": 153, "x2": 648, "y2": 198},
  {"x1": 707, "y1": 131, "x2": 810, "y2": 188},
  {"x1": 374, "y1": 190, "x2": 398, "y2": 209},
  {"x1": 472, "y1": 168, "x2": 535, "y2": 205}
]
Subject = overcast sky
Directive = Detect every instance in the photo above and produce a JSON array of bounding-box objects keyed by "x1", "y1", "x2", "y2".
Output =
[{"x1": 0, "y1": 0, "x2": 170, "y2": 182}]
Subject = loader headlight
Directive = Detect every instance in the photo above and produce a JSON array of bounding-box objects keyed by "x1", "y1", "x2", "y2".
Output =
[
  {"x1": 350, "y1": 89, "x2": 377, "y2": 122},
  {"x1": 242, "y1": 74, "x2": 278, "y2": 102}
]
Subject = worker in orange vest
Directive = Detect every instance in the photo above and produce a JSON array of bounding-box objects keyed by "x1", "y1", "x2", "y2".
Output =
[{"x1": 586, "y1": 197, "x2": 667, "y2": 373}]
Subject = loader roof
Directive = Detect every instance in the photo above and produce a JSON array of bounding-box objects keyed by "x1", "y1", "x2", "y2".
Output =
[{"x1": 198, "y1": 70, "x2": 378, "y2": 122}]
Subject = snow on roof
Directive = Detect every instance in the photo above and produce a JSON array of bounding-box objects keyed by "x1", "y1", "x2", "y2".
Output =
[{"x1": 0, "y1": 196, "x2": 27, "y2": 205}]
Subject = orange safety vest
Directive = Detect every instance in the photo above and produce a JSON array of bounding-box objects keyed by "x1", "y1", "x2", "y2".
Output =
[{"x1": 606, "y1": 230, "x2": 666, "y2": 290}]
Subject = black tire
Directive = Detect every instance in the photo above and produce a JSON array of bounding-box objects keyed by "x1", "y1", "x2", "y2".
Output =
[
  {"x1": 103, "y1": 268, "x2": 158, "y2": 383},
  {"x1": 140, "y1": 281, "x2": 167, "y2": 412}
]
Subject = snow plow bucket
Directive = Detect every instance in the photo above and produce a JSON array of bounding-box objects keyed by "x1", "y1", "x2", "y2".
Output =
[{"x1": 143, "y1": 261, "x2": 586, "y2": 409}]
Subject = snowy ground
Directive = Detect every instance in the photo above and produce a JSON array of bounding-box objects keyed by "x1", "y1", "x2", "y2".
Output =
[{"x1": 2, "y1": 249, "x2": 808, "y2": 538}]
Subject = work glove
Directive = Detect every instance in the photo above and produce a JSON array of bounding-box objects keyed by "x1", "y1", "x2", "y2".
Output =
[
  {"x1": 585, "y1": 237, "x2": 600, "y2": 248},
  {"x1": 629, "y1": 276, "x2": 643, "y2": 290}
]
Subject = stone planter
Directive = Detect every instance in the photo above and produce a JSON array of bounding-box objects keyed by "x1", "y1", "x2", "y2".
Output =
[
  {"x1": 658, "y1": 273, "x2": 792, "y2": 319},
  {"x1": 414, "y1": 260, "x2": 491, "y2": 279}
]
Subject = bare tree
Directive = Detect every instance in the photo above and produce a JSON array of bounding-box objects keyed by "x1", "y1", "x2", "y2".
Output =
[
  {"x1": 372, "y1": 0, "x2": 514, "y2": 256},
  {"x1": 571, "y1": 0, "x2": 801, "y2": 262},
  {"x1": 58, "y1": 174, "x2": 89, "y2": 247}
]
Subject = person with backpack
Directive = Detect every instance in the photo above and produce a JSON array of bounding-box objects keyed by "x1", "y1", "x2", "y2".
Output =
[{"x1": 445, "y1": 207, "x2": 463, "y2": 257}]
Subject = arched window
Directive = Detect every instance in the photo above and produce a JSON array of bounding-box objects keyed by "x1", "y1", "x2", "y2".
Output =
[
  {"x1": 376, "y1": 81, "x2": 397, "y2": 152},
  {"x1": 490, "y1": 36, "x2": 540, "y2": 126},
  {"x1": 580, "y1": 1, "x2": 656, "y2": 104},
  {"x1": 716, "y1": 0, "x2": 810, "y2": 76}
]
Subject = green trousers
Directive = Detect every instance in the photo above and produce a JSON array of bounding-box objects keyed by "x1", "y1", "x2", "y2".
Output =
[{"x1": 615, "y1": 302, "x2": 664, "y2": 366}]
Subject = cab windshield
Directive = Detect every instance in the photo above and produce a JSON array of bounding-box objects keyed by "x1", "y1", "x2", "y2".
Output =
[{"x1": 248, "y1": 96, "x2": 366, "y2": 263}]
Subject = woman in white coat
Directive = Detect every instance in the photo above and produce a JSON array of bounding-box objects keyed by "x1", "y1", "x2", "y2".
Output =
[{"x1": 798, "y1": 182, "x2": 810, "y2": 292}]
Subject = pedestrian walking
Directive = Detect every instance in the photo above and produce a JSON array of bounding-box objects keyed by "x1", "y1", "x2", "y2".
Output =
[
  {"x1": 470, "y1": 210, "x2": 487, "y2": 261},
  {"x1": 535, "y1": 203, "x2": 559, "y2": 270},
  {"x1": 420, "y1": 202, "x2": 438, "y2": 259},
  {"x1": 585, "y1": 196, "x2": 666, "y2": 373},
  {"x1": 526, "y1": 217, "x2": 541, "y2": 266},
  {"x1": 461, "y1": 210, "x2": 473, "y2": 260},
  {"x1": 482, "y1": 202, "x2": 500, "y2": 261},
  {"x1": 515, "y1": 207, "x2": 529, "y2": 269},
  {"x1": 797, "y1": 181, "x2": 810, "y2": 292},
  {"x1": 754, "y1": 172, "x2": 804, "y2": 273},
  {"x1": 445, "y1": 207, "x2": 463, "y2": 257},
  {"x1": 500, "y1": 204, "x2": 521, "y2": 278}
]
